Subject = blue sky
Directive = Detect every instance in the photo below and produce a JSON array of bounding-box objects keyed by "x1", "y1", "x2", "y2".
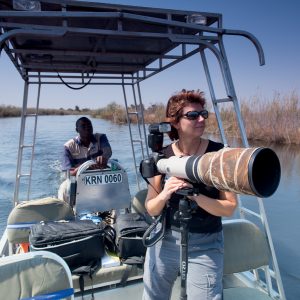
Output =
[{"x1": 0, "y1": 0, "x2": 299, "y2": 109}]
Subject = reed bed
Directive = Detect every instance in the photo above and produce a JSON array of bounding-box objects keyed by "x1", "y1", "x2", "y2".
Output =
[
  {"x1": 212, "y1": 92, "x2": 300, "y2": 144},
  {"x1": 90, "y1": 102, "x2": 166, "y2": 124},
  {"x1": 90, "y1": 102, "x2": 127, "y2": 123},
  {"x1": 92, "y1": 93, "x2": 300, "y2": 145}
]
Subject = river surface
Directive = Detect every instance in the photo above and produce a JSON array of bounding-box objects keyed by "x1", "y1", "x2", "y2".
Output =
[{"x1": 0, "y1": 115, "x2": 299, "y2": 299}]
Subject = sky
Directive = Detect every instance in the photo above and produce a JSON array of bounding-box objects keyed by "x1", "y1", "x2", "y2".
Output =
[{"x1": 0, "y1": 0, "x2": 299, "y2": 109}]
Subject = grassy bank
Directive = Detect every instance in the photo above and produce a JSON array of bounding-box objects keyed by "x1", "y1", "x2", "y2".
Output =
[
  {"x1": 0, "y1": 105, "x2": 92, "y2": 118},
  {"x1": 91, "y1": 93, "x2": 300, "y2": 145}
]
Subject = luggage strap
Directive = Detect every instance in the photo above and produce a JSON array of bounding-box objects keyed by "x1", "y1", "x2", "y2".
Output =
[
  {"x1": 119, "y1": 256, "x2": 144, "y2": 286},
  {"x1": 119, "y1": 265, "x2": 133, "y2": 287},
  {"x1": 72, "y1": 259, "x2": 101, "y2": 300}
]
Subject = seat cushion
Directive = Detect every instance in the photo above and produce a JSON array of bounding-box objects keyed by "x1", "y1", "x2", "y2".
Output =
[
  {"x1": 0, "y1": 251, "x2": 73, "y2": 299},
  {"x1": 131, "y1": 189, "x2": 147, "y2": 215},
  {"x1": 223, "y1": 220, "x2": 270, "y2": 274},
  {"x1": 7, "y1": 197, "x2": 74, "y2": 243},
  {"x1": 131, "y1": 189, "x2": 153, "y2": 224}
]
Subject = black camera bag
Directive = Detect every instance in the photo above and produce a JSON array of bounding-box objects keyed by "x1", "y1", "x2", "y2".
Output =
[
  {"x1": 29, "y1": 219, "x2": 105, "y2": 271},
  {"x1": 115, "y1": 213, "x2": 149, "y2": 260}
]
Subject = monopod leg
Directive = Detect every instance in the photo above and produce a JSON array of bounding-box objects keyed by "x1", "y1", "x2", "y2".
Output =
[
  {"x1": 180, "y1": 218, "x2": 188, "y2": 300},
  {"x1": 175, "y1": 193, "x2": 192, "y2": 300}
]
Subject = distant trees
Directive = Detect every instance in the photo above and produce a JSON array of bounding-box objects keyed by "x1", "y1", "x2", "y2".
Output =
[{"x1": 0, "y1": 105, "x2": 88, "y2": 117}]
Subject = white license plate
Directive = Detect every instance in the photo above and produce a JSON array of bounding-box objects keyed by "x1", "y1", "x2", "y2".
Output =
[{"x1": 83, "y1": 173, "x2": 123, "y2": 185}]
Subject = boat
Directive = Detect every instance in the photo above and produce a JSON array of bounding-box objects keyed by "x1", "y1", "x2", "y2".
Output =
[{"x1": 0, "y1": 0, "x2": 286, "y2": 299}]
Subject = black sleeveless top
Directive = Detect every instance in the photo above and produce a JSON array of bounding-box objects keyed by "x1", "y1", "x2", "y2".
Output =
[{"x1": 161, "y1": 140, "x2": 223, "y2": 233}]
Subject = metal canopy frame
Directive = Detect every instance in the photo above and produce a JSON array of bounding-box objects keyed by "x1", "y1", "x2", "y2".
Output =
[
  {"x1": 0, "y1": 0, "x2": 264, "y2": 85},
  {"x1": 0, "y1": 1, "x2": 285, "y2": 299}
]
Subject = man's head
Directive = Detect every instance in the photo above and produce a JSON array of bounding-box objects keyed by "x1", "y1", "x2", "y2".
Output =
[{"x1": 76, "y1": 117, "x2": 93, "y2": 140}]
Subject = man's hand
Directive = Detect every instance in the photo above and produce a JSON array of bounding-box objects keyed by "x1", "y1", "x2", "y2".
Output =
[
  {"x1": 69, "y1": 167, "x2": 78, "y2": 176},
  {"x1": 95, "y1": 156, "x2": 108, "y2": 169}
]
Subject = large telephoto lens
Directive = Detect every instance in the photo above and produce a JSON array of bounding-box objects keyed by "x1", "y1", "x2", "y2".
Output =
[{"x1": 157, "y1": 147, "x2": 281, "y2": 198}]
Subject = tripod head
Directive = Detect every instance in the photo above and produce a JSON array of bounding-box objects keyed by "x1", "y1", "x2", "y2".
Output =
[{"x1": 174, "y1": 188, "x2": 196, "y2": 223}]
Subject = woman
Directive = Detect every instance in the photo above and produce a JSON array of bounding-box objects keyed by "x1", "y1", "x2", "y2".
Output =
[{"x1": 143, "y1": 89, "x2": 237, "y2": 300}]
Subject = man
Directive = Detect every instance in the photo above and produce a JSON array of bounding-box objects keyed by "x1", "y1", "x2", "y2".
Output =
[{"x1": 62, "y1": 117, "x2": 112, "y2": 176}]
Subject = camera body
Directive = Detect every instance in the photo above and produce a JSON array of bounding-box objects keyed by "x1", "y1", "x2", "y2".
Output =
[{"x1": 140, "y1": 122, "x2": 171, "y2": 178}]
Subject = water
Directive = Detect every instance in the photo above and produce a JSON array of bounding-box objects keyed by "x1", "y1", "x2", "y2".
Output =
[{"x1": 0, "y1": 115, "x2": 299, "y2": 299}]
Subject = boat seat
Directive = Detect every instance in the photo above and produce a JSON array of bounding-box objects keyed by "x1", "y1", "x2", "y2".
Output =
[
  {"x1": 7, "y1": 197, "x2": 75, "y2": 244},
  {"x1": 131, "y1": 189, "x2": 147, "y2": 215},
  {"x1": 223, "y1": 219, "x2": 272, "y2": 300},
  {"x1": 131, "y1": 189, "x2": 153, "y2": 224},
  {"x1": 0, "y1": 251, "x2": 74, "y2": 299}
]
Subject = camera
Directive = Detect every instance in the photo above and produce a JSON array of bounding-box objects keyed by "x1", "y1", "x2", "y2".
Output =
[
  {"x1": 148, "y1": 122, "x2": 172, "y2": 153},
  {"x1": 140, "y1": 122, "x2": 171, "y2": 178},
  {"x1": 140, "y1": 122, "x2": 281, "y2": 197}
]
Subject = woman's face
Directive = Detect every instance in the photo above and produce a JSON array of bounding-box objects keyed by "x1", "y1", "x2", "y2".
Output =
[
  {"x1": 174, "y1": 103, "x2": 206, "y2": 138},
  {"x1": 77, "y1": 119, "x2": 93, "y2": 139}
]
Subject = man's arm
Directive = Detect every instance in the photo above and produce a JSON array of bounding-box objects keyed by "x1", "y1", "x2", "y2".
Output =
[
  {"x1": 99, "y1": 134, "x2": 112, "y2": 159},
  {"x1": 62, "y1": 146, "x2": 77, "y2": 175},
  {"x1": 92, "y1": 134, "x2": 112, "y2": 169}
]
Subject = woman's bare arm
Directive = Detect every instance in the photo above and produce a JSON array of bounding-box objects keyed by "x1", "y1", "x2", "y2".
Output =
[{"x1": 190, "y1": 191, "x2": 237, "y2": 217}]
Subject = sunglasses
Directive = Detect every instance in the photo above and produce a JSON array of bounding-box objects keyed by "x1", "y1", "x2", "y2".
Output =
[{"x1": 182, "y1": 110, "x2": 209, "y2": 120}]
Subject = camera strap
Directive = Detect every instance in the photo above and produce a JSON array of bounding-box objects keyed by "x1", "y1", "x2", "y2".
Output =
[
  {"x1": 139, "y1": 160, "x2": 166, "y2": 247},
  {"x1": 142, "y1": 209, "x2": 166, "y2": 247},
  {"x1": 139, "y1": 160, "x2": 153, "y2": 183}
]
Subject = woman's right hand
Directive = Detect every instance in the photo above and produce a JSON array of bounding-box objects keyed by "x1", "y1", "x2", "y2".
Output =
[
  {"x1": 160, "y1": 176, "x2": 192, "y2": 201},
  {"x1": 145, "y1": 175, "x2": 191, "y2": 216}
]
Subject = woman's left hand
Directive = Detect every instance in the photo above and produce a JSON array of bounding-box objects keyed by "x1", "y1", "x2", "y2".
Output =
[{"x1": 188, "y1": 190, "x2": 237, "y2": 217}]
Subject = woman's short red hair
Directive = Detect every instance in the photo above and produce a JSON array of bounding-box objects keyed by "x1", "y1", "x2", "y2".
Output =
[{"x1": 165, "y1": 89, "x2": 206, "y2": 140}]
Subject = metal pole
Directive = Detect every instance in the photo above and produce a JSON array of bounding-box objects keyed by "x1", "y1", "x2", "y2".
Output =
[
  {"x1": 200, "y1": 50, "x2": 228, "y2": 145},
  {"x1": 121, "y1": 78, "x2": 140, "y2": 190},
  {"x1": 27, "y1": 78, "x2": 41, "y2": 199},
  {"x1": 137, "y1": 81, "x2": 149, "y2": 157},
  {"x1": 13, "y1": 80, "x2": 29, "y2": 206}
]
